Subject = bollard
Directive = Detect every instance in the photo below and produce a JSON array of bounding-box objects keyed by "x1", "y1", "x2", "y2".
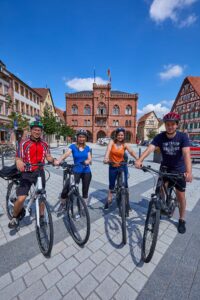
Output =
[{"x1": 139, "y1": 147, "x2": 142, "y2": 158}]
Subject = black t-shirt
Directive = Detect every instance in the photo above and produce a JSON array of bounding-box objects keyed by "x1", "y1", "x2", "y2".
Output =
[{"x1": 151, "y1": 131, "x2": 190, "y2": 172}]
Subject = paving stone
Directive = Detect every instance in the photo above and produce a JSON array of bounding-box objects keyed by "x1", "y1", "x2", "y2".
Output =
[
  {"x1": 114, "y1": 282, "x2": 138, "y2": 300},
  {"x1": 19, "y1": 280, "x2": 46, "y2": 300},
  {"x1": 88, "y1": 238, "x2": 104, "y2": 252},
  {"x1": 136, "y1": 261, "x2": 156, "y2": 277},
  {"x1": 24, "y1": 265, "x2": 48, "y2": 287},
  {"x1": 0, "y1": 272, "x2": 12, "y2": 290},
  {"x1": 89, "y1": 230, "x2": 102, "y2": 241},
  {"x1": 44, "y1": 253, "x2": 65, "y2": 271},
  {"x1": 57, "y1": 271, "x2": 80, "y2": 296},
  {"x1": 51, "y1": 241, "x2": 67, "y2": 256},
  {"x1": 120, "y1": 254, "x2": 136, "y2": 273},
  {"x1": 92, "y1": 260, "x2": 114, "y2": 282},
  {"x1": 151, "y1": 250, "x2": 163, "y2": 265},
  {"x1": 156, "y1": 240, "x2": 169, "y2": 254},
  {"x1": 38, "y1": 286, "x2": 62, "y2": 300},
  {"x1": 11, "y1": 262, "x2": 31, "y2": 280},
  {"x1": 58, "y1": 256, "x2": 79, "y2": 276},
  {"x1": 0, "y1": 278, "x2": 25, "y2": 300},
  {"x1": 90, "y1": 249, "x2": 107, "y2": 265},
  {"x1": 110, "y1": 265, "x2": 129, "y2": 285},
  {"x1": 159, "y1": 233, "x2": 174, "y2": 245},
  {"x1": 164, "y1": 228, "x2": 177, "y2": 238},
  {"x1": 29, "y1": 253, "x2": 47, "y2": 269},
  {"x1": 101, "y1": 242, "x2": 115, "y2": 255},
  {"x1": 75, "y1": 258, "x2": 96, "y2": 278},
  {"x1": 106, "y1": 251, "x2": 123, "y2": 266},
  {"x1": 62, "y1": 245, "x2": 78, "y2": 259},
  {"x1": 75, "y1": 247, "x2": 93, "y2": 263},
  {"x1": 42, "y1": 269, "x2": 62, "y2": 289},
  {"x1": 87, "y1": 292, "x2": 101, "y2": 300},
  {"x1": 96, "y1": 276, "x2": 119, "y2": 300},
  {"x1": 63, "y1": 289, "x2": 82, "y2": 300},
  {"x1": 76, "y1": 274, "x2": 99, "y2": 298},
  {"x1": 127, "y1": 269, "x2": 148, "y2": 292}
]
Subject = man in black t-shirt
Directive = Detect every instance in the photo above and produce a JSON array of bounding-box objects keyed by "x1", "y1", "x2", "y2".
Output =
[{"x1": 135, "y1": 112, "x2": 192, "y2": 234}]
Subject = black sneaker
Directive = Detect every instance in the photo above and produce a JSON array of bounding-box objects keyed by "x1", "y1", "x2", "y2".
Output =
[
  {"x1": 178, "y1": 219, "x2": 186, "y2": 234},
  {"x1": 8, "y1": 217, "x2": 19, "y2": 229},
  {"x1": 104, "y1": 201, "x2": 112, "y2": 210}
]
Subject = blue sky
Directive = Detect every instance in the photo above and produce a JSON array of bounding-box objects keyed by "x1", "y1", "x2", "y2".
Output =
[{"x1": 0, "y1": 0, "x2": 200, "y2": 117}]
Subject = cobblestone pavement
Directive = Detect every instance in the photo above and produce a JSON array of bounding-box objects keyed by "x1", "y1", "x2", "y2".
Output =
[{"x1": 0, "y1": 144, "x2": 200, "y2": 299}]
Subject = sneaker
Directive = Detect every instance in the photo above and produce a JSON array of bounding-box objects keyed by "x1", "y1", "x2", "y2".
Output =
[
  {"x1": 104, "y1": 201, "x2": 112, "y2": 210},
  {"x1": 178, "y1": 219, "x2": 186, "y2": 234},
  {"x1": 57, "y1": 202, "x2": 65, "y2": 213},
  {"x1": 8, "y1": 217, "x2": 19, "y2": 229}
]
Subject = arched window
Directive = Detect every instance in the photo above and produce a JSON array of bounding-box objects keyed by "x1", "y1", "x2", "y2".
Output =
[
  {"x1": 112, "y1": 105, "x2": 120, "y2": 115},
  {"x1": 72, "y1": 104, "x2": 78, "y2": 115},
  {"x1": 84, "y1": 105, "x2": 91, "y2": 115},
  {"x1": 125, "y1": 105, "x2": 132, "y2": 115},
  {"x1": 97, "y1": 102, "x2": 106, "y2": 115}
]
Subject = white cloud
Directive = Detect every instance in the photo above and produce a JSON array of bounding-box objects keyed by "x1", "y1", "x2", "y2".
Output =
[
  {"x1": 65, "y1": 77, "x2": 108, "y2": 91},
  {"x1": 138, "y1": 101, "x2": 174, "y2": 118},
  {"x1": 179, "y1": 13, "x2": 197, "y2": 27},
  {"x1": 159, "y1": 64, "x2": 184, "y2": 80},
  {"x1": 150, "y1": 0, "x2": 198, "y2": 27}
]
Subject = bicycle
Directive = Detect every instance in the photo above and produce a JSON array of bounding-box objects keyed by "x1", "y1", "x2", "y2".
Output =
[
  {"x1": 2, "y1": 162, "x2": 54, "y2": 257},
  {"x1": 59, "y1": 161, "x2": 90, "y2": 246},
  {"x1": 140, "y1": 164, "x2": 184, "y2": 263},
  {"x1": 106, "y1": 161, "x2": 132, "y2": 245}
]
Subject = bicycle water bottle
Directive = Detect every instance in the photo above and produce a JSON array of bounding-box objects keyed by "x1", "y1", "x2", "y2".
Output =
[{"x1": 37, "y1": 176, "x2": 43, "y2": 191}]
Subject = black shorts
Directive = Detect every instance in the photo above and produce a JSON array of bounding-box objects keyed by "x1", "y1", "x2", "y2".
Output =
[
  {"x1": 16, "y1": 170, "x2": 45, "y2": 197},
  {"x1": 160, "y1": 166, "x2": 186, "y2": 192}
]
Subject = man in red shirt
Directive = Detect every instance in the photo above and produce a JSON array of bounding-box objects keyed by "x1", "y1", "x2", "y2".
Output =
[{"x1": 8, "y1": 120, "x2": 55, "y2": 228}]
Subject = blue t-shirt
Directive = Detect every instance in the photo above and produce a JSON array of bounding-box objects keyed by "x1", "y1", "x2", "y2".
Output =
[
  {"x1": 151, "y1": 131, "x2": 190, "y2": 172},
  {"x1": 69, "y1": 143, "x2": 91, "y2": 173}
]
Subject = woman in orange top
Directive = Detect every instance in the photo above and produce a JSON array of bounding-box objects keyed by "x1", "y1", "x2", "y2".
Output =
[{"x1": 104, "y1": 127, "x2": 138, "y2": 209}]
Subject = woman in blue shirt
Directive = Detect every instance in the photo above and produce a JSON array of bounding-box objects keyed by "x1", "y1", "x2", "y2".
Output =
[{"x1": 56, "y1": 129, "x2": 92, "y2": 211}]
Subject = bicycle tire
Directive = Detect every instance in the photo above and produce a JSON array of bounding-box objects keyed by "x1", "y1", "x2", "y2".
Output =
[
  {"x1": 121, "y1": 190, "x2": 127, "y2": 245},
  {"x1": 6, "y1": 181, "x2": 18, "y2": 220},
  {"x1": 36, "y1": 197, "x2": 54, "y2": 257},
  {"x1": 67, "y1": 191, "x2": 90, "y2": 246},
  {"x1": 142, "y1": 200, "x2": 160, "y2": 263}
]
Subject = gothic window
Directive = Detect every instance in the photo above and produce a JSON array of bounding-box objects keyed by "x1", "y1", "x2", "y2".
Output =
[
  {"x1": 112, "y1": 105, "x2": 120, "y2": 115},
  {"x1": 72, "y1": 104, "x2": 78, "y2": 115},
  {"x1": 97, "y1": 103, "x2": 106, "y2": 115},
  {"x1": 125, "y1": 105, "x2": 132, "y2": 115},
  {"x1": 84, "y1": 105, "x2": 91, "y2": 115}
]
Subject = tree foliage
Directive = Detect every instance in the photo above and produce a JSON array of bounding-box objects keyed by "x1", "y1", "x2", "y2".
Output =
[
  {"x1": 8, "y1": 112, "x2": 30, "y2": 130},
  {"x1": 147, "y1": 129, "x2": 157, "y2": 140}
]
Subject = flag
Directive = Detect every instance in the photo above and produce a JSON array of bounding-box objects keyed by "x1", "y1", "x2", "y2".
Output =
[{"x1": 107, "y1": 69, "x2": 111, "y2": 82}]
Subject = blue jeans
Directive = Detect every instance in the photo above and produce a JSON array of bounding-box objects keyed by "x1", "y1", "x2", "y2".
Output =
[{"x1": 109, "y1": 165, "x2": 128, "y2": 190}]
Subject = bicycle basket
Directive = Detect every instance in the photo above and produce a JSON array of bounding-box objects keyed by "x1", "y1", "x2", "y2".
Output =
[{"x1": 0, "y1": 164, "x2": 20, "y2": 180}]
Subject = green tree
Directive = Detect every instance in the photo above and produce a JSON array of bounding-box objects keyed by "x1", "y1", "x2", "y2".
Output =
[
  {"x1": 147, "y1": 129, "x2": 157, "y2": 140},
  {"x1": 41, "y1": 107, "x2": 57, "y2": 135},
  {"x1": 59, "y1": 124, "x2": 75, "y2": 140},
  {"x1": 8, "y1": 112, "x2": 30, "y2": 130}
]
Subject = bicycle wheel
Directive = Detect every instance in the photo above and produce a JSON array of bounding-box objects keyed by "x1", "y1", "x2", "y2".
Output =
[
  {"x1": 142, "y1": 200, "x2": 160, "y2": 263},
  {"x1": 67, "y1": 191, "x2": 90, "y2": 246},
  {"x1": 167, "y1": 187, "x2": 177, "y2": 218},
  {"x1": 6, "y1": 181, "x2": 18, "y2": 220},
  {"x1": 36, "y1": 197, "x2": 54, "y2": 257}
]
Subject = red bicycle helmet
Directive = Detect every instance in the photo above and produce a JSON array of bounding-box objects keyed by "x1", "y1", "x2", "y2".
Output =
[{"x1": 163, "y1": 112, "x2": 180, "y2": 123}]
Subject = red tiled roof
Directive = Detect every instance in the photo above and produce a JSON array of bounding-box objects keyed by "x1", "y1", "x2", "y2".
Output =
[
  {"x1": 55, "y1": 107, "x2": 65, "y2": 122},
  {"x1": 138, "y1": 111, "x2": 155, "y2": 123},
  {"x1": 33, "y1": 88, "x2": 49, "y2": 102},
  {"x1": 187, "y1": 76, "x2": 200, "y2": 97}
]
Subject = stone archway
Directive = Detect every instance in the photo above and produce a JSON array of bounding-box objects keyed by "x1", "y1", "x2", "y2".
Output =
[
  {"x1": 125, "y1": 131, "x2": 132, "y2": 142},
  {"x1": 97, "y1": 130, "x2": 106, "y2": 140},
  {"x1": 86, "y1": 130, "x2": 93, "y2": 142}
]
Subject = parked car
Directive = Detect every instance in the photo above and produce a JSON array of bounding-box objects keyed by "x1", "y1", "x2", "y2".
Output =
[{"x1": 97, "y1": 137, "x2": 111, "y2": 146}]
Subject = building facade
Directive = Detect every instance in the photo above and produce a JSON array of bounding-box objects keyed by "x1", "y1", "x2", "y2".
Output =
[
  {"x1": 65, "y1": 83, "x2": 138, "y2": 143},
  {"x1": 171, "y1": 76, "x2": 200, "y2": 140},
  {"x1": 0, "y1": 61, "x2": 41, "y2": 143},
  {"x1": 137, "y1": 111, "x2": 159, "y2": 141},
  {"x1": 33, "y1": 88, "x2": 56, "y2": 117}
]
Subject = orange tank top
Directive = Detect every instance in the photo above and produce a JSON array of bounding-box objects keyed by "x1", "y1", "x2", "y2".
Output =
[{"x1": 109, "y1": 143, "x2": 125, "y2": 166}]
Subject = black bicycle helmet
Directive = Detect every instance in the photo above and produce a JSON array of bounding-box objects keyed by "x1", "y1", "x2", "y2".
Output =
[
  {"x1": 76, "y1": 128, "x2": 88, "y2": 137},
  {"x1": 116, "y1": 127, "x2": 125, "y2": 134}
]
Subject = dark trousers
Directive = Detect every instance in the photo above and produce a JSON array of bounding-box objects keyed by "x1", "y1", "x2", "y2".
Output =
[{"x1": 61, "y1": 172, "x2": 92, "y2": 199}]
